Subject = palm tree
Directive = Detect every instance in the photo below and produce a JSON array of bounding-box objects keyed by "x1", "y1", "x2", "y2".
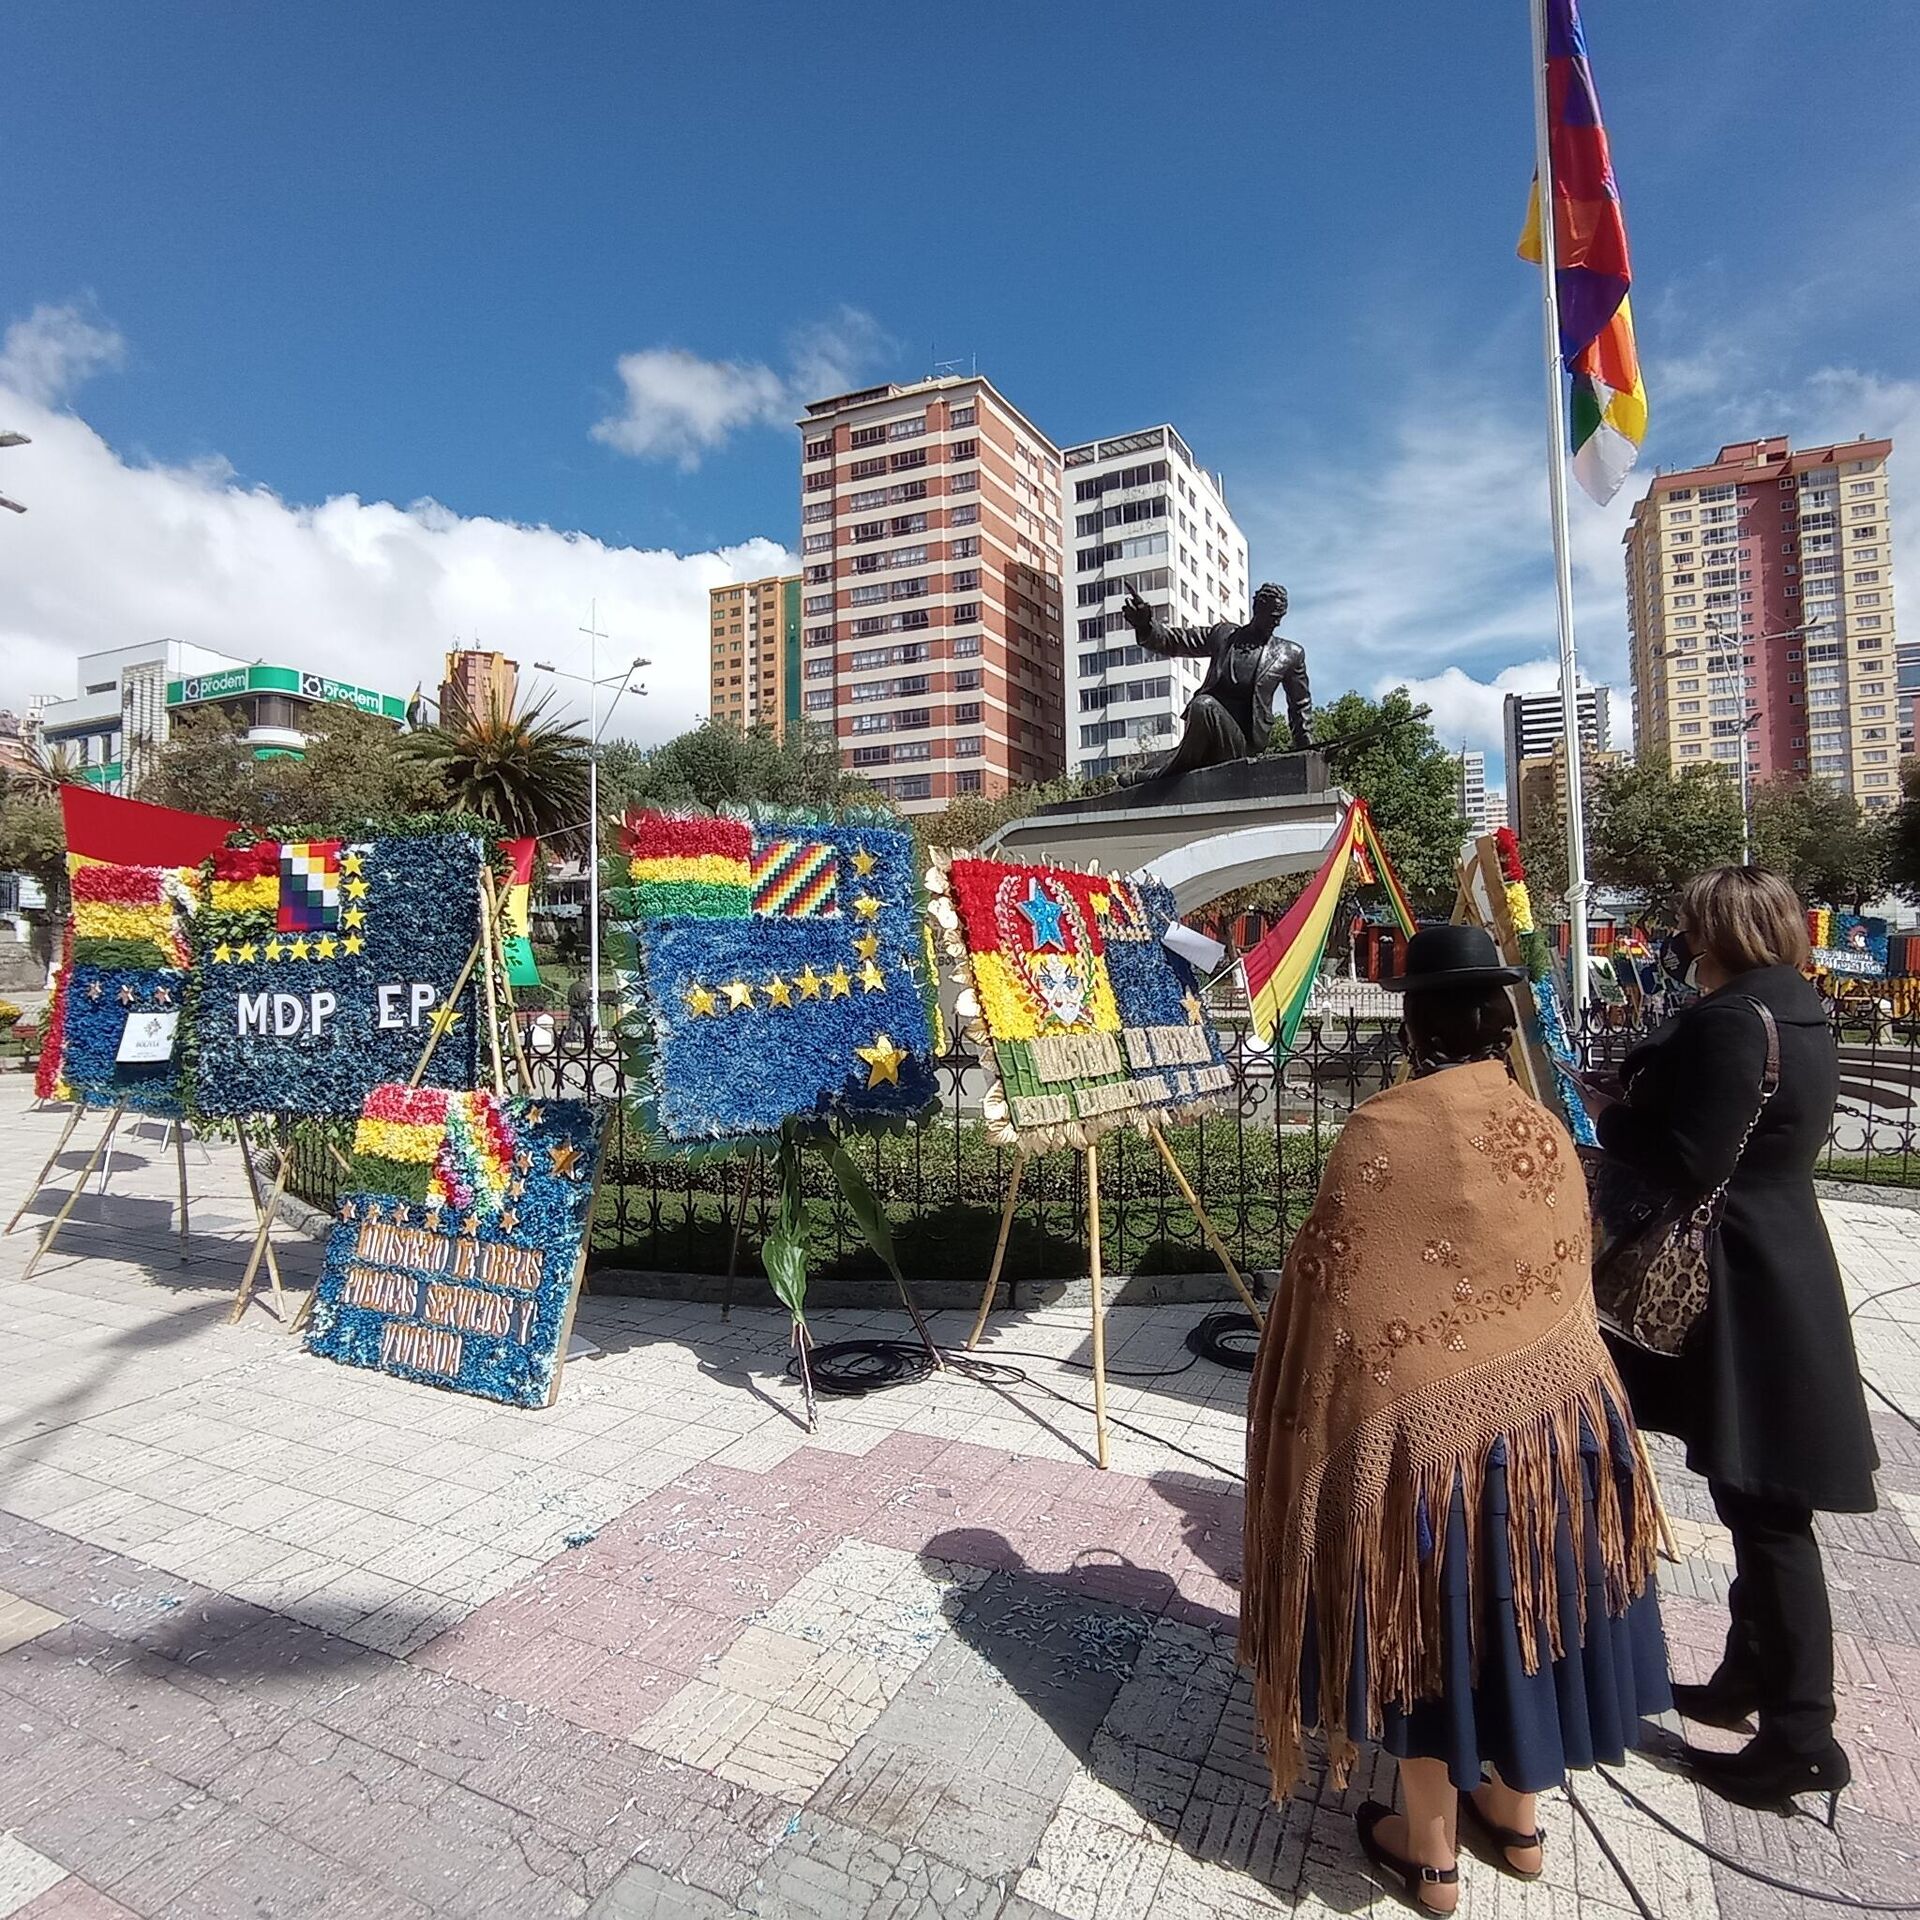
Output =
[{"x1": 405, "y1": 689, "x2": 591, "y2": 843}]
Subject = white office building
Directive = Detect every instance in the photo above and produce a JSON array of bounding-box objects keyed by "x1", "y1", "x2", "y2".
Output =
[
  {"x1": 1502, "y1": 685, "x2": 1613, "y2": 827},
  {"x1": 1457, "y1": 749, "x2": 1494, "y2": 837},
  {"x1": 1062, "y1": 426, "x2": 1249, "y2": 779}
]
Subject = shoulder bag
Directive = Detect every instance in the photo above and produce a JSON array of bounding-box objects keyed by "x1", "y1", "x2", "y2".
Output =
[{"x1": 1578, "y1": 995, "x2": 1781, "y2": 1356}]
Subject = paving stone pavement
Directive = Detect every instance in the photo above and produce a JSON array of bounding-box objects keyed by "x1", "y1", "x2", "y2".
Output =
[{"x1": 5, "y1": 1087, "x2": 1920, "y2": 1916}]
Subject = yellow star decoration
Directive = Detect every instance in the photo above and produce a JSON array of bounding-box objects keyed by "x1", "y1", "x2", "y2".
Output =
[
  {"x1": 526, "y1": 1105, "x2": 544, "y2": 1125},
  {"x1": 340, "y1": 1199, "x2": 358, "y2": 1221},
  {"x1": 390, "y1": 1203, "x2": 410, "y2": 1227},
  {"x1": 853, "y1": 894, "x2": 881, "y2": 920},
  {"x1": 1182, "y1": 991, "x2": 1206, "y2": 1025},
  {"x1": 462, "y1": 1212, "x2": 482, "y2": 1236},
  {"x1": 795, "y1": 965, "x2": 824, "y2": 1001},
  {"x1": 343, "y1": 906, "x2": 366, "y2": 928},
  {"x1": 343, "y1": 934, "x2": 364, "y2": 955},
  {"x1": 117, "y1": 984, "x2": 136, "y2": 1006},
  {"x1": 236, "y1": 942, "x2": 258, "y2": 963},
  {"x1": 764, "y1": 975, "x2": 794, "y2": 1009},
  {"x1": 851, "y1": 849, "x2": 877, "y2": 877},
  {"x1": 287, "y1": 937, "x2": 311, "y2": 960},
  {"x1": 856, "y1": 1033, "x2": 907, "y2": 1087},
  {"x1": 499, "y1": 1208, "x2": 519, "y2": 1235},
  {"x1": 508, "y1": 1176, "x2": 527, "y2": 1200},
  {"x1": 826, "y1": 965, "x2": 852, "y2": 999},
  {"x1": 858, "y1": 959, "x2": 886, "y2": 993},
  {"x1": 154, "y1": 986, "x2": 173, "y2": 1005},
  {"x1": 722, "y1": 979, "x2": 755, "y2": 1011},
  {"x1": 315, "y1": 935, "x2": 338, "y2": 958},
  {"x1": 852, "y1": 930, "x2": 880, "y2": 961},
  {"x1": 86, "y1": 980, "x2": 104, "y2": 1000},
  {"x1": 344, "y1": 877, "x2": 370, "y2": 900},
  {"x1": 340, "y1": 850, "x2": 364, "y2": 874},
  {"x1": 514, "y1": 1150, "x2": 533, "y2": 1171},
  {"x1": 213, "y1": 942, "x2": 234, "y2": 963},
  {"x1": 364, "y1": 1201, "x2": 384, "y2": 1224},
  {"x1": 427, "y1": 1001, "x2": 464, "y2": 1040},
  {"x1": 265, "y1": 940, "x2": 284, "y2": 961},
  {"x1": 684, "y1": 983, "x2": 719, "y2": 1018},
  {"x1": 1090, "y1": 891, "x2": 1111, "y2": 917},
  {"x1": 548, "y1": 1140, "x2": 582, "y2": 1179}
]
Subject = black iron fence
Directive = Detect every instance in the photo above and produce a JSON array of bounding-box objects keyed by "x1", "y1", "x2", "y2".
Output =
[{"x1": 282, "y1": 1000, "x2": 1920, "y2": 1292}]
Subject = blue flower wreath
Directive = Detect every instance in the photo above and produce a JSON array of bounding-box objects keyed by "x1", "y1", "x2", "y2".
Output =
[
  {"x1": 306, "y1": 1096, "x2": 602, "y2": 1409},
  {"x1": 612, "y1": 818, "x2": 938, "y2": 1142},
  {"x1": 62, "y1": 965, "x2": 189, "y2": 1114},
  {"x1": 192, "y1": 833, "x2": 482, "y2": 1117}
]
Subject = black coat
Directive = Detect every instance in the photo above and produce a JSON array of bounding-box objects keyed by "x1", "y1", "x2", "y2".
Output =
[{"x1": 1597, "y1": 964, "x2": 1878, "y2": 1514}]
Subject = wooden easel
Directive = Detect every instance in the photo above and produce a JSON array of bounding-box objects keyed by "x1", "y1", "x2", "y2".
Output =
[
  {"x1": 14, "y1": 1103, "x2": 194, "y2": 1280},
  {"x1": 966, "y1": 1121, "x2": 1267, "y2": 1471}
]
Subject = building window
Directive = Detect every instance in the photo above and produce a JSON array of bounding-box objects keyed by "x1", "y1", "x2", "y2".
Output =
[
  {"x1": 850, "y1": 745, "x2": 890, "y2": 768},
  {"x1": 954, "y1": 736, "x2": 983, "y2": 757},
  {"x1": 805, "y1": 625, "x2": 834, "y2": 648},
  {"x1": 804, "y1": 438, "x2": 832, "y2": 463},
  {"x1": 950, "y1": 439, "x2": 977, "y2": 461},
  {"x1": 953, "y1": 672, "x2": 983, "y2": 693},
  {"x1": 890, "y1": 448, "x2": 927, "y2": 472},
  {"x1": 950, "y1": 537, "x2": 981, "y2": 559},
  {"x1": 950, "y1": 568, "x2": 980, "y2": 592},
  {"x1": 849, "y1": 426, "x2": 886, "y2": 449},
  {"x1": 804, "y1": 472, "x2": 833, "y2": 493},
  {"x1": 803, "y1": 532, "x2": 832, "y2": 554},
  {"x1": 950, "y1": 471, "x2": 978, "y2": 493},
  {"x1": 850, "y1": 457, "x2": 886, "y2": 480},
  {"x1": 804, "y1": 564, "x2": 832, "y2": 585},
  {"x1": 804, "y1": 594, "x2": 833, "y2": 616},
  {"x1": 955, "y1": 769, "x2": 983, "y2": 794},
  {"x1": 888, "y1": 416, "x2": 927, "y2": 440},
  {"x1": 803, "y1": 690, "x2": 833, "y2": 712},
  {"x1": 951, "y1": 602, "x2": 980, "y2": 625},
  {"x1": 952, "y1": 633, "x2": 983, "y2": 658},
  {"x1": 949, "y1": 503, "x2": 980, "y2": 526}
]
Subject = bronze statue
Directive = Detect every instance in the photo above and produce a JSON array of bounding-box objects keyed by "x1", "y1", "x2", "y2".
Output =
[{"x1": 1119, "y1": 580, "x2": 1313, "y2": 780}]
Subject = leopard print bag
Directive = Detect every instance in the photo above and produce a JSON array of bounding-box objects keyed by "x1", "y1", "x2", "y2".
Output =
[{"x1": 1579, "y1": 996, "x2": 1780, "y2": 1356}]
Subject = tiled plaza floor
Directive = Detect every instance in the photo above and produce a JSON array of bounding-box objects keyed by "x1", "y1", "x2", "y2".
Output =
[{"x1": 4, "y1": 1086, "x2": 1920, "y2": 1916}]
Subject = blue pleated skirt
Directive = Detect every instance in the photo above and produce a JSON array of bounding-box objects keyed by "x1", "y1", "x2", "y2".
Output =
[{"x1": 1302, "y1": 1402, "x2": 1672, "y2": 1794}]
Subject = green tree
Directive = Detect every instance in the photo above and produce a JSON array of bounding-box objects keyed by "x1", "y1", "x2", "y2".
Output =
[
  {"x1": 403, "y1": 690, "x2": 590, "y2": 843},
  {"x1": 1588, "y1": 758, "x2": 1744, "y2": 923},
  {"x1": 139, "y1": 703, "x2": 449, "y2": 834},
  {"x1": 599, "y1": 722, "x2": 872, "y2": 824},
  {"x1": 1885, "y1": 759, "x2": 1920, "y2": 905},
  {"x1": 0, "y1": 788, "x2": 69, "y2": 919},
  {"x1": 1309, "y1": 688, "x2": 1469, "y2": 910},
  {"x1": 1750, "y1": 776, "x2": 1888, "y2": 909}
]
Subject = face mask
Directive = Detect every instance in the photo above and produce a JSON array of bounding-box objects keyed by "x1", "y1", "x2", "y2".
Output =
[{"x1": 1661, "y1": 930, "x2": 1700, "y2": 990}]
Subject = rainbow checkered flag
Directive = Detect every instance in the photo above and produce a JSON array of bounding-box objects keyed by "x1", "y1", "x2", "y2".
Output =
[{"x1": 278, "y1": 841, "x2": 343, "y2": 932}]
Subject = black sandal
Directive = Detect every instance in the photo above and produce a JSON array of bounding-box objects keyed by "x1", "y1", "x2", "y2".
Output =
[
  {"x1": 1356, "y1": 1801, "x2": 1460, "y2": 1913},
  {"x1": 1460, "y1": 1787, "x2": 1545, "y2": 1881}
]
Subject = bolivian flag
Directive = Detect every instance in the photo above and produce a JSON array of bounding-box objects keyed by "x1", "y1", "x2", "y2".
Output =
[
  {"x1": 1242, "y1": 801, "x2": 1416, "y2": 1050},
  {"x1": 501, "y1": 838, "x2": 540, "y2": 988}
]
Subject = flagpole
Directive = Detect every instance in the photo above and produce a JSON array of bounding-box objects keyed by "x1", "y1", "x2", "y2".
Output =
[{"x1": 1528, "y1": 0, "x2": 1592, "y2": 1011}]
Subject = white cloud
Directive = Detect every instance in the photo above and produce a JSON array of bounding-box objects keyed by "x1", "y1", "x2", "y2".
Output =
[
  {"x1": 591, "y1": 307, "x2": 891, "y2": 469},
  {"x1": 0, "y1": 303, "x2": 127, "y2": 407},
  {"x1": 1384, "y1": 658, "x2": 1564, "y2": 759},
  {"x1": 0, "y1": 345, "x2": 791, "y2": 740}
]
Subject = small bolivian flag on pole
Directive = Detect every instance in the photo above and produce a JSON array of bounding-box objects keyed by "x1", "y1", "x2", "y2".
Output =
[
  {"x1": 501, "y1": 838, "x2": 541, "y2": 988},
  {"x1": 1517, "y1": 0, "x2": 1646, "y2": 504}
]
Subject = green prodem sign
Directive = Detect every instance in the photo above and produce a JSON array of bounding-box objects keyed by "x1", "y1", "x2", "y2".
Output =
[{"x1": 166, "y1": 663, "x2": 407, "y2": 722}]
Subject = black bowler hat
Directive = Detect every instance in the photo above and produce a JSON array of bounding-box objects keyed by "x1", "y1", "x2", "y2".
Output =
[{"x1": 1382, "y1": 924, "x2": 1526, "y2": 994}]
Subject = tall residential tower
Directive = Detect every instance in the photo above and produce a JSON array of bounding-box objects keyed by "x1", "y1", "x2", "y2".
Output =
[
  {"x1": 1061, "y1": 426, "x2": 1248, "y2": 778},
  {"x1": 796, "y1": 376, "x2": 1065, "y2": 813},
  {"x1": 1624, "y1": 435, "x2": 1899, "y2": 806},
  {"x1": 708, "y1": 575, "x2": 802, "y2": 740},
  {"x1": 1500, "y1": 686, "x2": 1612, "y2": 828}
]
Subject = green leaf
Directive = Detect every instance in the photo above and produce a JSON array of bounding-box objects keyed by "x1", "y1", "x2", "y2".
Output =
[
  {"x1": 763, "y1": 1121, "x2": 810, "y2": 1323},
  {"x1": 809, "y1": 1135, "x2": 904, "y2": 1284}
]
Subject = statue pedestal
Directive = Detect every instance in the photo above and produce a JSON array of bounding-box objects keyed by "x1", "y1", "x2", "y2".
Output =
[{"x1": 982, "y1": 753, "x2": 1350, "y2": 914}]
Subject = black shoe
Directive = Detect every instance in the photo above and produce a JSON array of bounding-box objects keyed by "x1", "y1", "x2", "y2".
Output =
[
  {"x1": 1683, "y1": 1732, "x2": 1851, "y2": 1825},
  {"x1": 1671, "y1": 1678, "x2": 1759, "y2": 1732},
  {"x1": 1459, "y1": 1786, "x2": 1544, "y2": 1881},
  {"x1": 1355, "y1": 1801, "x2": 1459, "y2": 1913}
]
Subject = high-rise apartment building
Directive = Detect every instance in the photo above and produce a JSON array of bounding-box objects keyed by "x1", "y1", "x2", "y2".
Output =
[
  {"x1": 439, "y1": 649, "x2": 518, "y2": 722},
  {"x1": 797, "y1": 376, "x2": 1065, "y2": 813},
  {"x1": 1624, "y1": 435, "x2": 1899, "y2": 807},
  {"x1": 1456, "y1": 749, "x2": 1491, "y2": 837},
  {"x1": 708, "y1": 575, "x2": 802, "y2": 740},
  {"x1": 1061, "y1": 426, "x2": 1248, "y2": 778},
  {"x1": 1501, "y1": 686, "x2": 1612, "y2": 827}
]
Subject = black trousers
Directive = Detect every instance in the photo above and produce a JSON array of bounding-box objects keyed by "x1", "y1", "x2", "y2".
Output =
[{"x1": 1710, "y1": 1481, "x2": 1837, "y2": 1751}]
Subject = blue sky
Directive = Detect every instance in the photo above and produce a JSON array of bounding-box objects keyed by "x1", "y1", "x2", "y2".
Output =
[{"x1": 4, "y1": 0, "x2": 1917, "y2": 765}]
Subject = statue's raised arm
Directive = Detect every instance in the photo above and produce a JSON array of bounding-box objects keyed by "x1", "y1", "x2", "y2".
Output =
[{"x1": 1121, "y1": 590, "x2": 1216, "y2": 660}]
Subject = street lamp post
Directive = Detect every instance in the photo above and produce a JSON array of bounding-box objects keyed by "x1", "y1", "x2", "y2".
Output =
[{"x1": 533, "y1": 607, "x2": 648, "y2": 1031}]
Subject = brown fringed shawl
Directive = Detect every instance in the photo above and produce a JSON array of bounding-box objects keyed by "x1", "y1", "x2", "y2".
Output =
[{"x1": 1239, "y1": 1059, "x2": 1660, "y2": 1798}]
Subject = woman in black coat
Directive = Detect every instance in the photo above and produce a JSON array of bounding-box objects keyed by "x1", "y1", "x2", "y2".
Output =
[{"x1": 1596, "y1": 866, "x2": 1876, "y2": 1817}]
